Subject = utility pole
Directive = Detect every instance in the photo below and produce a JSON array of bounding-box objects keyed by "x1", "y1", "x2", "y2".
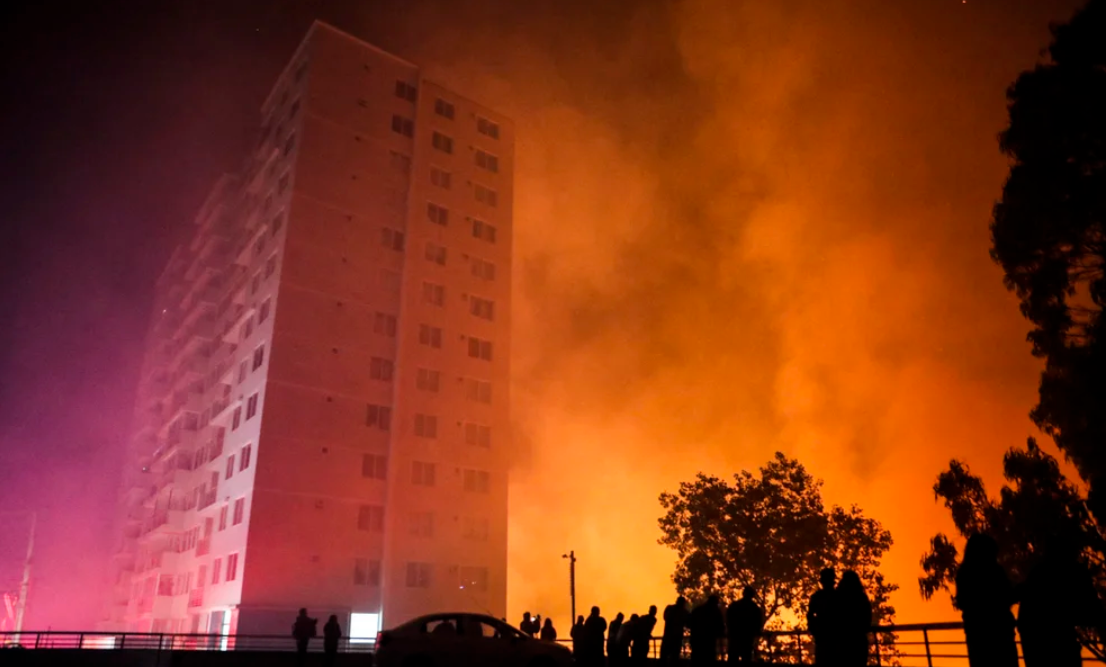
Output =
[{"x1": 561, "y1": 550, "x2": 576, "y2": 624}]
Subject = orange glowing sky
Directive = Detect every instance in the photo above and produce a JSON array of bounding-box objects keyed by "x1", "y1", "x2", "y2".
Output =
[{"x1": 373, "y1": 0, "x2": 1091, "y2": 628}]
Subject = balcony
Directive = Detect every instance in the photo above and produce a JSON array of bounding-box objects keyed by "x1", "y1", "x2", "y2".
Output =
[{"x1": 188, "y1": 588, "x2": 204, "y2": 608}]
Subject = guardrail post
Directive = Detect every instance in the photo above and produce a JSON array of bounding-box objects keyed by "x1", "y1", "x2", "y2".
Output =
[
  {"x1": 34, "y1": 632, "x2": 41, "y2": 649},
  {"x1": 923, "y1": 628, "x2": 933, "y2": 667},
  {"x1": 119, "y1": 633, "x2": 126, "y2": 650},
  {"x1": 78, "y1": 633, "x2": 84, "y2": 649}
]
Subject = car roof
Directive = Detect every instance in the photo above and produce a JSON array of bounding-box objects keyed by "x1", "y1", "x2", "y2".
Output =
[{"x1": 392, "y1": 612, "x2": 507, "y2": 629}]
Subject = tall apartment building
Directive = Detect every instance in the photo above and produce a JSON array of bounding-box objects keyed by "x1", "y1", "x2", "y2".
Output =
[{"x1": 104, "y1": 21, "x2": 512, "y2": 637}]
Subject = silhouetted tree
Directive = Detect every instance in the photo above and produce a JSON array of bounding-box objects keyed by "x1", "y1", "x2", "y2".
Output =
[
  {"x1": 990, "y1": 0, "x2": 1106, "y2": 521},
  {"x1": 658, "y1": 453, "x2": 897, "y2": 663},
  {"x1": 919, "y1": 439, "x2": 1106, "y2": 659}
]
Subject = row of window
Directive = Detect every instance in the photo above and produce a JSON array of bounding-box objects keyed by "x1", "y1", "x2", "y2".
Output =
[
  {"x1": 391, "y1": 78, "x2": 501, "y2": 140},
  {"x1": 379, "y1": 217, "x2": 497, "y2": 254},
  {"x1": 230, "y1": 390, "x2": 262, "y2": 430},
  {"x1": 352, "y1": 559, "x2": 489, "y2": 591},
  {"x1": 389, "y1": 115, "x2": 501, "y2": 177},
  {"x1": 356, "y1": 504, "x2": 491, "y2": 540},
  {"x1": 365, "y1": 404, "x2": 495, "y2": 438}
]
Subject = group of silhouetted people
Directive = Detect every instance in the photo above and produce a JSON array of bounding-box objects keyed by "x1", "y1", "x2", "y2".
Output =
[
  {"x1": 564, "y1": 604, "x2": 659, "y2": 665},
  {"x1": 292, "y1": 608, "x2": 342, "y2": 666},
  {"x1": 519, "y1": 610, "x2": 560, "y2": 641},
  {"x1": 956, "y1": 532, "x2": 1099, "y2": 667},
  {"x1": 805, "y1": 569, "x2": 874, "y2": 666}
]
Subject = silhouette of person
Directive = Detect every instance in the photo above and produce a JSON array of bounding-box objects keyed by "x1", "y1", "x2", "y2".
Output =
[
  {"x1": 608, "y1": 612, "x2": 625, "y2": 664},
  {"x1": 540, "y1": 617, "x2": 558, "y2": 642},
  {"x1": 807, "y1": 568, "x2": 837, "y2": 666},
  {"x1": 617, "y1": 614, "x2": 638, "y2": 664},
  {"x1": 689, "y1": 595, "x2": 724, "y2": 666},
  {"x1": 292, "y1": 608, "x2": 317, "y2": 663},
  {"x1": 834, "y1": 571, "x2": 872, "y2": 667},
  {"x1": 661, "y1": 596, "x2": 689, "y2": 665},
  {"x1": 725, "y1": 587, "x2": 763, "y2": 665},
  {"x1": 571, "y1": 615, "x2": 586, "y2": 658},
  {"x1": 432, "y1": 619, "x2": 456, "y2": 635},
  {"x1": 520, "y1": 611, "x2": 537, "y2": 637},
  {"x1": 632, "y1": 605, "x2": 658, "y2": 663},
  {"x1": 955, "y1": 533, "x2": 1017, "y2": 667},
  {"x1": 1017, "y1": 542, "x2": 1097, "y2": 667},
  {"x1": 583, "y1": 606, "x2": 608, "y2": 666},
  {"x1": 323, "y1": 615, "x2": 341, "y2": 667}
]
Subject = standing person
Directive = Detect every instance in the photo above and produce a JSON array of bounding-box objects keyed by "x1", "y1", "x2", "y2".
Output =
[
  {"x1": 584, "y1": 606, "x2": 608, "y2": 666},
  {"x1": 806, "y1": 568, "x2": 837, "y2": 666},
  {"x1": 1017, "y1": 542, "x2": 1096, "y2": 667},
  {"x1": 955, "y1": 533, "x2": 1018, "y2": 667},
  {"x1": 608, "y1": 612, "x2": 625, "y2": 664},
  {"x1": 617, "y1": 614, "x2": 638, "y2": 664},
  {"x1": 725, "y1": 587, "x2": 763, "y2": 665},
  {"x1": 632, "y1": 605, "x2": 658, "y2": 663},
  {"x1": 292, "y1": 608, "x2": 317, "y2": 664},
  {"x1": 834, "y1": 571, "x2": 873, "y2": 667},
  {"x1": 322, "y1": 615, "x2": 341, "y2": 667},
  {"x1": 521, "y1": 611, "x2": 538, "y2": 637},
  {"x1": 661, "y1": 596, "x2": 689, "y2": 665},
  {"x1": 571, "y1": 615, "x2": 586, "y2": 659},
  {"x1": 688, "y1": 595, "x2": 724, "y2": 666},
  {"x1": 540, "y1": 617, "x2": 558, "y2": 642}
]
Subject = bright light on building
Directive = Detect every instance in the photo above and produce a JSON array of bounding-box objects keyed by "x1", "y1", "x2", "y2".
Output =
[{"x1": 349, "y1": 612, "x2": 381, "y2": 644}]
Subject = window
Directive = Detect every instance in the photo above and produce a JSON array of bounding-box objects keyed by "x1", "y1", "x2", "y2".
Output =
[
  {"x1": 258, "y1": 299, "x2": 271, "y2": 323},
  {"x1": 251, "y1": 271, "x2": 262, "y2": 294},
  {"x1": 381, "y1": 227, "x2": 405, "y2": 251},
  {"x1": 465, "y1": 378, "x2": 493, "y2": 404},
  {"x1": 265, "y1": 254, "x2": 277, "y2": 278},
  {"x1": 409, "y1": 511, "x2": 434, "y2": 538},
  {"x1": 474, "y1": 184, "x2": 498, "y2": 207},
  {"x1": 219, "y1": 505, "x2": 229, "y2": 531},
  {"x1": 471, "y1": 258, "x2": 495, "y2": 281},
  {"x1": 424, "y1": 242, "x2": 447, "y2": 266},
  {"x1": 283, "y1": 133, "x2": 296, "y2": 156},
  {"x1": 414, "y1": 414, "x2": 438, "y2": 439},
  {"x1": 238, "y1": 360, "x2": 247, "y2": 384},
  {"x1": 391, "y1": 115, "x2": 414, "y2": 137},
  {"x1": 459, "y1": 566, "x2": 489, "y2": 592},
  {"x1": 389, "y1": 150, "x2": 411, "y2": 173},
  {"x1": 467, "y1": 337, "x2": 493, "y2": 361},
  {"x1": 357, "y1": 505, "x2": 385, "y2": 532},
  {"x1": 412, "y1": 461, "x2": 436, "y2": 486},
  {"x1": 271, "y1": 212, "x2": 284, "y2": 235},
  {"x1": 463, "y1": 469, "x2": 491, "y2": 493},
  {"x1": 431, "y1": 131, "x2": 453, "y2": 154},
  {"x1": 477, "y1": 117, "x2": 500, "y2": 139},
  {"x1": 246, "y1": 393, "x2": 259, "y2": 419},
  {"x1": 418, "y1": 324, "x2": 442, "y2": 348},
  {"x1": 242, "y1": 319, "x2": 254, "y2": 341},
  {"x1": 464, "y1": 423, "x2": 492, "y2": 448},
  {"x1": 252, "y1": 345, "x2": 265, "y2": 370},
  {"x1": 362, "y1": 454, "x2": 387, "y2": 480},
  {"x1": 430, "y1": 167, "x2": 451, "y2": 189},
  {"x1": 226, "y1": 553, "x2": 239, "y2": 581},
  {"x1": 422, "y1": 282, "x2": 445, "y2": 306},
  {"x1": 434, "y1": 98, "x2": 455, "y2": 119},
  {"x1": 231, "y1": 407, "x2": 242, "y2": 431},
  {"x1": 233, "y1": 498, "x2": 245, "y2": 525},
  {"x1": 394, "y1": 80, "x2": 417, "y2": 102},
  {"x1": 354, "y1": 558, "x2": 381, "y2": 586},
  {"x1": 472, "y1": 219, "x2": 498, "y2": 243},
  {"x1": 239, "y1": 444, "x2": 252, "y2": 471},
  {"x1": 197, "y1": 565, "x2": 207, "y2": 589},
  {"x1": 427, "y1": 202, "x2": 449, "y2": 226},
  {"x1": 374, "y1": 312, "x2": 397, "y2": 337},
  {"x1": 212, "y1": 558, "x2": 222, "y2": 584},
  {"x1": 475, "y1": 150, "x2": 499, "y2": 173},
  {"x1": 225, "y1": 455, "x2": 236, "y2": 480},
  {"x1": 416, "y1": 368, "x2": 440, "y2": 392},
  {"x1": 278, "y1": 173, "x2": 289, "y2": 194},
  {"x1": 370, "y1": 357, "x2": 394, "y2": 382},
  {"x1": 463, "y1": 516, "x2": 490, "y2": 541},
  {"x1": 366, "y1": 404, "x2": 392, "y2": 431},
  {"x1": 470, "y1": 297, "x2": 495, "y2": 321},
  {"x1": 405, "y1": 562, "x2": 432, "y2": 588}
]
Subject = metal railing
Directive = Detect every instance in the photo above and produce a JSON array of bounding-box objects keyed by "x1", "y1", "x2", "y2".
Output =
[{"x1": 3, "y1": 623, "x2": 1103, "y2": 665}]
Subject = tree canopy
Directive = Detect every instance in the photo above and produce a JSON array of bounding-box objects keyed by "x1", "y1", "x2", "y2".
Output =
[
  {"x1": 658, "y1": 452, "x2": 896, "y2": 629},
  {"x1": 990, "y1": 0, "x2": 1106, "y2": 520}
]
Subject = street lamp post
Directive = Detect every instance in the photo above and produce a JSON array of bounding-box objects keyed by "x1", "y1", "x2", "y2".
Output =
[{"x1": 561, "y1": 550, "x2": 576, "y2": 624}]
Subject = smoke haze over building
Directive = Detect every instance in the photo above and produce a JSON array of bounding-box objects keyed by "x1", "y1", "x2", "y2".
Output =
[{"x1": 0, "y1": 0, "x2": 1087, "y2": 630}]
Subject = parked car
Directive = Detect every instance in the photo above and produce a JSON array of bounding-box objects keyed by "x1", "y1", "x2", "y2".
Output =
[{"x1": 375, "y1": 612, "x2": 572, "y2": 667}]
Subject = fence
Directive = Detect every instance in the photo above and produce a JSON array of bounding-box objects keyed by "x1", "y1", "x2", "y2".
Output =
[{"x1": 2, "y1": 623, "x2": 1104, "y2": 665}]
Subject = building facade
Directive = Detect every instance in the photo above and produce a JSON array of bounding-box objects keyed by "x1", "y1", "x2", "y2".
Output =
[{"x1": 104, "y1": 22, "x2": 513, "y2": 637}]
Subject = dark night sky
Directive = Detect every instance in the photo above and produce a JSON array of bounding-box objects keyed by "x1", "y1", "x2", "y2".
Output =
[{"x1": 0, "y1": 0, "x2": 1089, "y2": 628}]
